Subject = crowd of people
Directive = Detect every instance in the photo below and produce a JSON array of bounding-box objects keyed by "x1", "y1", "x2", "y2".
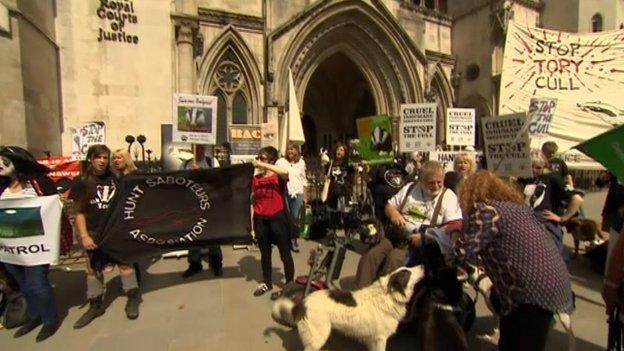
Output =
[{"x1": 0, "y1": 140, "x2": 622, "y2": 350}]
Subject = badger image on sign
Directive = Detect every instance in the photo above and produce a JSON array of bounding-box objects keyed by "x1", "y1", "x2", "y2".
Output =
[{"x1": 178, "y1": 107, "x2": 212, "y2": 133}]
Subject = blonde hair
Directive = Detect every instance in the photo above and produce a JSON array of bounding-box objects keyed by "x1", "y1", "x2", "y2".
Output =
[
  {"x1": 530, "y1": 149, "x2": 548, "y2": 166},
  {"x1": 112, "y1": 149, "x2": 137, "y2": 174},
  {"x1": 453, "y1": 152, "x2": 476, "y2": 175},
  {"x1": 458, "y1": 170, "x2": 525, "y2": 214}
]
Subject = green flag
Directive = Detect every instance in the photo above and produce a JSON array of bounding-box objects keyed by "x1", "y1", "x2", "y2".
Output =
[{"x1": 574, "y1": 124, "x2": 624, "y2": 181}]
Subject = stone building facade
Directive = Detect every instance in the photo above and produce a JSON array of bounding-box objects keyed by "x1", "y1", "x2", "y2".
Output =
[
  {"x1": 0, "y1": 0, "x2": 62, "y2": 156},
  {"x1": 2, "y1": 0, "x2": 572, "y2": 158}
]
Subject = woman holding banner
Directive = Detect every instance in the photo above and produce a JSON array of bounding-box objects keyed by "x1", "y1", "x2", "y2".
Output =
[
  {"x1": 70, "y1": 145, "x2": 141, "y2": 329},
  {"x1": 251, "y1": 146, "x2": 293, "y2": 299},
  {"x1": 0, "y1": 146, "x2": 61, "y2": 341}
]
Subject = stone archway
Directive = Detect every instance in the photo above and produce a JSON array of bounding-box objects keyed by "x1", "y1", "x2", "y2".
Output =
[
  {"x1": 302, "y1": 52, "x2": 375, "y2": 152},
  {"x1": 269, "y1": 0, "x2": 427, "y2": 148}
]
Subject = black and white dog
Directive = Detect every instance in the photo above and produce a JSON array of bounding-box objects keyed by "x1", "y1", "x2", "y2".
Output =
[
  {"x1": 272, "y1": 266, "x2": 426, "y2": 351},
  {"x1": 272, "y1": 236, "x2": 470, "y2": 351},
  {"x1": 464, "y1": 263, "x2": 576, "y2": 351}
]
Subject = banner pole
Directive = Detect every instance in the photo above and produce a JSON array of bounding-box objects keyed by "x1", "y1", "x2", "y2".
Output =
[{"x1": 191, "y1": 143, "x2": 197, "y2": 169}]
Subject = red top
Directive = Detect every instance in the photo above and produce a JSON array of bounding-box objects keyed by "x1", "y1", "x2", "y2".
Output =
[{"x1": 252, "y1": 172, "x2": 286, "y2": 218}]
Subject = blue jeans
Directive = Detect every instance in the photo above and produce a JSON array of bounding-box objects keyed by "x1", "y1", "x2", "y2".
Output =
[
  {"x1": 3, "y1": 263, "x2": 58, "y2": 326},
  {"x1": 285, "y1": 194, "x2": 304, "y2": 223}
]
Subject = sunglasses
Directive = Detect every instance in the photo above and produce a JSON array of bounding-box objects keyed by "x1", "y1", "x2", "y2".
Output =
[{"x1": 256, "y1": 155, "x2": 268, "y2": 161}]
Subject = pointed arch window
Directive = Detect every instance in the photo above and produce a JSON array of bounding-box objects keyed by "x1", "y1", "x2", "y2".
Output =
[
  {"x1": 205, "y1": 48, "x2": 255, "y2": 137},
  {"x1": 232, "y1": 92, "x2": 247, "y2": 125},
  {"x1": 214, "y1": 91, "x2": 228, "y2": 144}
]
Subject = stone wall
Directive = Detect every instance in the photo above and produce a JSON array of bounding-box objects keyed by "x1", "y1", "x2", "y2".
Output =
[
  {"x1": 0, "y1": 0, "x2": 61, "y2": 156},
  {"x1": 56, "y1": 0, "x2": 172, "y2": 158}
]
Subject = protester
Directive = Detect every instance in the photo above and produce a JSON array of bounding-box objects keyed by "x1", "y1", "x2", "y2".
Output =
[
  {"x1": 368, "y1": 159, "x2": 407, "y2": 224},
  {"x1": 112, "y1": 149, "x2": 137, "y2": 176},
  {"x1": 70, "y1": 144, "x2": 141, "y2": 328},
  {"x1": 595, "y1": 171, "x2": 624, "y2": 265},
  {"x1": 0, "y1": 146, "x2": 60, "y2": 341},
  {"x1": 180, "y1": 144, "x2": 224, "y2": 278},
  {"x1": 276, "y1": 143, "x2": 308, "y2": 253},
  {"x1": 542, "y1": 141, "x2": 573, "y2": 189},
  {"x1": 443, "y1": 151, "x2": 477, "y2": 193},
  {"x1": 250, "y1": 146, "x2": 293, "y2": 299},
  {"x1": 325, "y1": 142, "x2": 354, "y2": 229},
  {"x1": 404, "y1": 151, "x2": 423, "y2": 182},
  {"x1": 458, "y1": 170, "x2": 574, "y2": 351},
  {"x1": 518, "y1": 150, "x2": 583, "y2": 254},
  {"x1": 354, "y1": 161, "x2": 462, "y2": 289},
  {"x1": 111, "y1": 149, "x2": 143, "y2": 283}
]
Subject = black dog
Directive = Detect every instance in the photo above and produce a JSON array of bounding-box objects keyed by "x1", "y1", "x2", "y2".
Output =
[{"x1": 398, "y1": 239, "x2": 472, "y2": 351}]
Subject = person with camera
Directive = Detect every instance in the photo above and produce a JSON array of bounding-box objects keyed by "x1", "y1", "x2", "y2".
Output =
[{"x1": 354, "y1": 161, "x2": 463, "y2": 289}]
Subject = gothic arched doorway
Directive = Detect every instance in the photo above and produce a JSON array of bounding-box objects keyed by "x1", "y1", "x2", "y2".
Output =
[{"x1": 302, "y1": 52, "x2": 375, "y2": 152}]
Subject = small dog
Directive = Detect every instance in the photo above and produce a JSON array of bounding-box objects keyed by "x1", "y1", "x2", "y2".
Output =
[
  {"x1": 464, "y1": 263, "x2": 576, "y2": 351},
  {"x1": 272, "y1": 266, "x2": 425, "y2": 351},
  {"x1": 564, "y1": 218, "x2": 606, "y2": 257}
]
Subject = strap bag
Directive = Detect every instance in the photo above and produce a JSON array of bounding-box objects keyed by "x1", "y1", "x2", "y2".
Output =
[{"x1": 385, "y1": 184, "x2": 447, "y2": 247}]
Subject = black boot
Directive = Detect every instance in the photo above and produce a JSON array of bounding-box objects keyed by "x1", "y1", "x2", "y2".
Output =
[
  {"x1": 125, "y1": 289, "x2": 141, "y2": 320},
  {"x1": 36, "y1": 322, "x2": 60, "y2": 342},
  {"x1": 73, "y1": 296, "x2": 105, "y2": 329},
  {"x1": 13, "y1": 318, "x2": 41, "y2": 338},
  {"x1": 181, "y1": 262, "x2": 203, "y2": 278}
]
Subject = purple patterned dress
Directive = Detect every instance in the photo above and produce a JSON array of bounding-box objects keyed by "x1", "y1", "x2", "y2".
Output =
[{"x1": 459, "y1": 200, "x2": 574, "y2": 316}]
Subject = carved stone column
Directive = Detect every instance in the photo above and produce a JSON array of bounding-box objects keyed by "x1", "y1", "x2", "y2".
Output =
[
  {"x1": 176, "y1": 22, "x2": 195, "y2": 94},
  {"x1": 173, "y1": 0, "x2": 198, "y2": 94}
]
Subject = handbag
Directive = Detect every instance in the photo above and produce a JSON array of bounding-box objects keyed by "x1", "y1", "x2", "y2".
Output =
[{"x1": 320, "y1": 160, "x2": 333, "y2": 203}]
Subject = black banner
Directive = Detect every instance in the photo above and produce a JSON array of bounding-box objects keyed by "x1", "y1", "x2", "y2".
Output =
[{"x1": 95, "y1": 163, "x2": 254, "y2": 263}]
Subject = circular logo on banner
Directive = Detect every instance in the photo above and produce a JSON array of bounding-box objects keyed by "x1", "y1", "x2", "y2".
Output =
[{"x1": 122, "y1": 176, "x2": 212, "y2": 246}]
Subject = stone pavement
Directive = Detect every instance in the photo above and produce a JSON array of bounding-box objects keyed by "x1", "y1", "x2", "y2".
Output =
[{"x1": 0, "y1": 191, "x2": 611, "y2": 350}]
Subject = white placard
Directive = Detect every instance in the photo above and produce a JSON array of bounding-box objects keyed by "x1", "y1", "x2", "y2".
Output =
[
  {"x1": 499, "y1": 21, "x2": 624, "y2": 168},
  {"x1": 172, "y1": 93, "x2": 218, "y2": 144},
  {"x1": 446, "y1": 108, "x2": 475, "y2": 147},
  {"x1": 481, "y1": 113, "x2": 532, "y2": 178},
  {"x1": 429, "y1": 151, "x2": 460, "y2": 173},
  {"x1": 527, "y1": 98, "x2": 557, "y2": 143},
  {"x1": 400, "y1": 103, "x2": 437, "y2": 152},
  {"x1": 71, "y1": 121, "x2": 105, "y2": 159},
  {"x1": 0, "y1": 195, "x2": 62, "y2": 266}
]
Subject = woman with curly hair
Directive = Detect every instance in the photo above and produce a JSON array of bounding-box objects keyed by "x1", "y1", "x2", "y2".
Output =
[{"x1": 458, "y1": 170, "x2": 573, "y2": 351}]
